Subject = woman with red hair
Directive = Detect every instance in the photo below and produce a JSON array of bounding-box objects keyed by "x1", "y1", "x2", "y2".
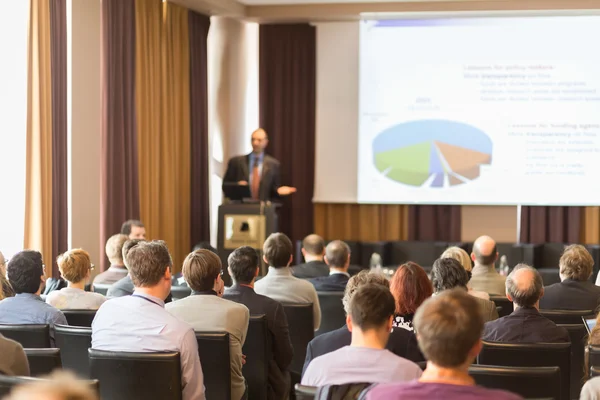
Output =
[{"x1": 389, "y1": 262, "x2": 433, "y2": 331}]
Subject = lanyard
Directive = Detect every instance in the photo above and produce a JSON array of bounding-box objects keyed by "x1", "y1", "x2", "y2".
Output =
[{"x1": 131, "y1": 294, "x2": 163, "y2": 307}]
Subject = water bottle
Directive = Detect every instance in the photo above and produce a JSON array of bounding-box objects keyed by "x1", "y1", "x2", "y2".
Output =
[
  {"x1": 370, "y1": 252, "x2": 383, "y2": 273},
  {"x1": 499, "y1": 255, "x2": 509, "y2": 276}
]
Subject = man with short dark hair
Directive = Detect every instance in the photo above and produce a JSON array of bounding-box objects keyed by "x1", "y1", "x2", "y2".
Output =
[
  {"x1": 309, "y1": 240, "x2": 351, "y2": 291},
  {"x1": 292, "y1": 234, "x2": 329, "y2": 279},
  {"x1": 93, "y1": 234, "x2": 129, "y2": 285},
  {"x1": 255, "y1": 233, "x2": 321, "y2": 331},
  {"x1": 120, "y1": 219, "x2": 146, "y2": 240},
  {"x1": 92, "y1": 241, "x2": 205, "y2": 400},
  {"x1": 366, "y1": 290, "x2": 522, "y2": 400},
  {"x1": 483, "y1": 264, "x2": 569, "y2": 343},
  {"x1": 469, "y1": 235, "x2": 506, "y2": 295},
  {"x1": 224, "y1": 246, "x2": 294, "y2": 400}
]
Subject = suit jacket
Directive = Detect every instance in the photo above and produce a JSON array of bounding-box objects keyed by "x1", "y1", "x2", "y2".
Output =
[
  {"x1": 224, "y1": 284, "x2": 294, "y2": 400},
  {"x1": 540, "y1": 279, "x2": 600, "y2": 313},
  {"x1": 302, "y1": 325, "x2": 424, "y2": 376},
  {"x1": 292, "y1": 261, "x2": 329, "y2": 279},
  {"x1": 0, "y1": 334, "x2": 29, "y2": 376},
  {"x1": 93, "y1": 265, "x2": 128, "y2": 286},
  {"x1": 469, "y1": 263, "x2": 507, "y2": 296},
  {"x1": 309, "y1": 273, "x2": 349, "y2": 292},
  {"x1": 222, "y1": 153, "x2": 281, "y2": 201},
  {"x1": 474, "y1": 295, "x2": 500, "y2": 323},
  {"x1": 107, "y1": 275, "x2": 173, "y2": 303},
  {"x1": 483, "y1": 307, "x2": 570, "y2": 343}
]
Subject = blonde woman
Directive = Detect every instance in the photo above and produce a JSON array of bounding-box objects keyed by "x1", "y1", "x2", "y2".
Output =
[
  {"x1": 441, "y1": 246, "x2": 489, "y2": 300},
  {"x1": 46, "y1": 249, "x2": 106, "y2": 310},
  {"x1": 0, "y1": 251, "x2": 15, "y2": 300}
]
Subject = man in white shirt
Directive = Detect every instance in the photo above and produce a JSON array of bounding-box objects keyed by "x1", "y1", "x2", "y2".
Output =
[{"x1": 255, "y1": 233, "x2": 321, "y2": 331}]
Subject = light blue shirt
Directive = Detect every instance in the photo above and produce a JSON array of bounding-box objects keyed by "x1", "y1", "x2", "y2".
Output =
[
  {"x1": 92, "y1": 291, "x2": 205, "y2": 400},
  {"x1": 249, "y1": 152, "x2": 264, "y2": 189}
]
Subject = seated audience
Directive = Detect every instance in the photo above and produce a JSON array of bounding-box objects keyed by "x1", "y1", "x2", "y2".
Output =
[
  {"x1": 309, "y1": 240, "x2": 351, "y2": 291},
  {"x1": 120, "y1": 219, "x2": 146, "y2": 240},
  {"x1": 167, "y1": 249, "x2": 249, "y2": 400},
  {"x1": 0, "y1": 251, "x2": 15, "y2": 300},
  {"x1": 93, "y1": 234, "x2": 128, "y2": 285},
  {"x1": 431, "y1": 258, "x2": 498, "y2": 322},
  {"x1": 255, "y1": 233, "x2": 321, "y2": 331},
  {"x1": 483, "y1": 264, "x2": 569, "y2": 343},
  {"x1": 106, "y1": 239, "x2": 143, "y2": 298},
  {"x1": 303, "y1": 270, "x2": 424, "y2": 375},
  {"x1": 46, "y1": 249, "x2": 106, "y2": 310},
  {"x1": 540, "y1": 244, "x2": 600, "y2": 312},
  {"x1": 441, "y1": 246, "x2": 489, "y2": 300},
  {"x1": 292, "y1": 234, "x2": 329, "y2": 279},
  {"x1": 224, "y1": 246, "x2": 293, "y2": 400},
  {"x1": 0, "y1": 333, "x2": 29, "y2": 376},
  {"x1": 469, "y1": 235, "x2": 506, "y2": 295},
  {"x1": 172, "y1": 242, "x2": 217, "y2": 287},
  {"x1": 581, "y1": 376, "x2": 600, "y2": 400},
  {"x1": 302, "y1": 284, "x2": 422, "y2": 386},
  {"x1": 366, "y1": 289, "x2": 522, "y2": 400},
  {"x1": 6, "y1": 371, "x2": 98, "y2": 400},
  {"x1": 0, "y1": 251, "x2": 67, "y2": 344},
  {"x1": 390, "y1": 262, "x2": 433, "y2": 331},
  {"x1": 92, "y1": 241, "x2": 204, "y2": 400}
]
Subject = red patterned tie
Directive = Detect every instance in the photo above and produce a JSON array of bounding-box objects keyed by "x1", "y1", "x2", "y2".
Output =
[{"x1": 251, "y1": 162, "x2": 260, "y2": 200}]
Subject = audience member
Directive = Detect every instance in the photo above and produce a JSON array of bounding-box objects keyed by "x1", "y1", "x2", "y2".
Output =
[
  {"x1": 483, "y1": 264, "x2": 569, "y2": 343},
  {"x1": 120, "y1": 219, "x2": 146, "y2": 240},
  {"x1": 292, "y1": 234, "x2": 328, "y2": 279},
  {"x1": 167, "y1": 249, "x2": 249, "y2": 400},
  {"x1": 309, "y1": 240, "x2": 351, "y2": 291},
  {"x1": 0, "y1": 333, "x2": 29, "y2": 376},
  {"x1": 469, "y1": 235, "x2": 506, "y2": 295},
  {"x1": 0, "y1": 250, "x2": 15, "y2": 300},
  {"x1": 0, "y1": 251, "x2": 67, "y2": 344},
  {"x1": 106, "y1": 239, "x2": 142, "y2": 298},
  {"x1": 5, "y1": 371, "x2": 98, "y2": 400},
  {"x1": 581, "y1": 376, "x2": 600, "y2": 400},
  {"x1": 389, "y1": 262, "x2": 432, "y2": 331},
  {"x1": 431, "y1": 258, "x2": 498, "y2": 322},
  {"x1": 46, "y1": 249, "x2": 105, "y2": 310},
  {"x1": 366, "y1": 289, "x2": 522, "y2": 400},
  {"x1": 441, "y1": 246, "x2": 489, "y2": 300},
  {"x1": 93, "y1": 234, "x2": 128, "y2": 285},
  {"x1": 224, "y1": 246, "x2": 293, "y2": 400},
  {"x1": 303, "y1": 270, "x2": 423, "y2": 375},
  {"x1": 540, "y1": 244, "x2": 600, "y2": 312},
  {"x1": 172, "y1": 242, "x2": 217, "y2": 287},
  {"x1": 302, "y1": 284, "x2": 422, "y2": 386},
  {"x1": 92, "y1": 241, "x2": 204, "y2": 400},
  {"x1": 255, "y1": 233, "x2": 321, "y2": 331}
]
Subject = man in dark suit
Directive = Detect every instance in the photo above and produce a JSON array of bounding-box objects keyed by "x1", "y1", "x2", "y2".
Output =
[
  {"x1": 292, "y1": 234, "x2": 329, "y2": 279},
  {"x1": 483, "y1": 264, "x2": 570, "y2": 343},
  {"x1": 224, "y1": 246, "x2": 294, "y2": 400},
  {"x1": 222, "y1": 128, "x2": 296, "y2": 201},
  {"x1": 309, "y1": 240, "x2": 350, "y2": 291},
  {"x1": 540, "y1": 244, "x2": 600, "y2": 313},
  {"x1": 302, "y1": 270, "x2": 424, "y2": 375}
]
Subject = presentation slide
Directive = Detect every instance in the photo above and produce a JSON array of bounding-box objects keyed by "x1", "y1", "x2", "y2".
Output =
[{"x1": 358, "y1": 16, "x2": 600, "y2": 205}]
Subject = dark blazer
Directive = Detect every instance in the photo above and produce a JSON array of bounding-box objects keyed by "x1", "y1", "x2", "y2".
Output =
[
  {"x1": 222, "y1": 153, "x2": 281, "y2": 201},
  {"x1": 107, "y1": 275, "x2": 173, "y2": 303},
  {"x1": 309, "y1": 273, "x2": 349, "y2": 292},
  {"x1": 223, "y1": 284, "x2": 293, "y2": 400},
  {"x1": 302, "y1": 325, "x2": 424, "y2": 376},
  {"x1": 540, "y1": 279, "x2": 600, "y2": 313},
  {"x1": 292, "y1": 261, "x2": 329, "y2": 279},
  {"x1": 483, "y1": 307, "x2": 570, "y2": 343}
]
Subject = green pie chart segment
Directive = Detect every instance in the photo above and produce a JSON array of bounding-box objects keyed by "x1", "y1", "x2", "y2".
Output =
[{"x1": 374, "y1": 141, "x2": 432, "y2": 186}]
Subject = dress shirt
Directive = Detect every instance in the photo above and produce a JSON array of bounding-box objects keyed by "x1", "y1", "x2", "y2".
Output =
[
  {"x1": 329, "y1": 271, "x2": 350, "y2": 277},
  {"x1": 92, "y1": 291, "x2": 205, "y2": 400},
  {"x1": 469, "y1": 263, "x2": 507, "y2": 295},
  {"x1": 366, "y1": 381, "x2": 523, "y2": 400},
  {"x1": 249, "y1": 152, "x2": 264, "y2": 188},
  {"x1": 46, "y1": 287, "x2": 106, "y2": 310},
  {"x1": 581, "y1": 376, "x2": 600, "y2": 400},
  {"x1": 255, "y1": 266, "x2": 321, "y2": 331},
  {"x1": 0, "y1": 334, "x2": 30, "y2": 376},
  {"x1": 483, "y1": 306, "x2": 570, "y2": 343},
  {"x1": 93, "y1": 265, "x2": 128, "y2": 285}
]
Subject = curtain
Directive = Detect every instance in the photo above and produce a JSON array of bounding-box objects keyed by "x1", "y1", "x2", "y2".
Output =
[
  {"x1": 188, "y1": 11, "x2": 211, "y2": 249},
  {"x1": 24, "y1": 0, "x2": 54, "y2": 273},
  {"x1": 583, "y1": 207, "x2": 600, "y2": 244},
  {"x1": 408, "y1": 205, "x2": 461, "y2": 241},
  {"x1": 100, "y1": 0, "x2": 139, "y2": 272},
  {"x1": 259, "y1": 23, "x2": 316, "y2": 243},
  {"x1": 520, "y1": 206, "x2": 582, "y2": 244}
]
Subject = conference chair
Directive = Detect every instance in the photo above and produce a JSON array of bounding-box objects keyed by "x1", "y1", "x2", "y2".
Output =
[
  {"x1": 469, "y1": 365, "x2": 560, "y2": 399},
  {"x1": 62, "y1": 309, "x2": 96, "y2": 327},
  {"x1": 0, "y1": 375, "x2": 99, "y2": 398},
  {"x1": 0, "y1": 324, "x2": 50, "y2": 348},
  {"x1": 54, "y1": 324, "x2": 92, "y2": 377},
  {"x1": 587, "y1": 345, "x2": 600, "y2": 376},
  {"x1": 89, "y1": 349, "x2": 182, "y2": 400},
  {"x1": 315, "y1": 291, "x2": 346, "y2": 336},
  {"x1": 243, "y1": 315, "x2": 269, "y2": 400},
  {"x1": 196, "y1": 332, "x2": 231, "y2": 400},
  {"x1": 295, "y1": 384, "x2": 317, "y2": 400},
  {"x1": 283, "y1": 303, "x2": 314, "y2": 375},
  {"x1": 92, "y1": 283, "x2": 110, "y2": 296},
  {"x1": 478, "y1": 341, "x2": 571, "y2": 400},
  {"x1": 316, "y1": 382, "x2": 373, "y2": 400},
  {"x1": 558, "y1": 323, "x2": 588, "y2": 399},
  {"x1": 24, "y1": 348, "x2": 62, "y2": 376},
  {"x1": 591, "y1": 366, "x2": 600, "y2": 378},
  {"x1": 540, "y1": 310, "x2": 595, "y2": 325},
  {"x1": 489, "y1": 296, "x2": 513, "y2": 317},
  {"x1": 390, "y1": 241, "x2": 438, "y2": 268},
  {"x1": 170, "y1": 285, "x2": 192, "y2": 300}
]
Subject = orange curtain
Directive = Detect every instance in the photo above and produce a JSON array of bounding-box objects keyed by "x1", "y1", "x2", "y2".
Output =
[{"x1": 583, "y1": 207, "x2": 600, "y2": 244}]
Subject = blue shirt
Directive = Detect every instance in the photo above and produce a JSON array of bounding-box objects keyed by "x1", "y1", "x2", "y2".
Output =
[
  {"x1": 249, "y1": 152, "x2": 264, "y2": 188},
  {"x1": 92, "y1": 291, "x2": 205, "y2": 400}
]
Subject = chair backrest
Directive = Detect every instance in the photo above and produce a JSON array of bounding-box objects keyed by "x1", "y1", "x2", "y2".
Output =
[
  {"x1": 587, "y1": 345, "x2": 600, "y2": 377},
  {"x1": 170, "y1": 285, "x2": 191, "y2": 300},
  {"x1": 558, "y1": 323, "x2": 588, "y2": 399},
  {"x1": 0, "y1": 324, "x2": 50, "y2": 348},
  {"x1": 489, "y1": 296, "x2": 513, "y2": 317},
  {"x1": 0, "y1": 375, "x2": 99, "y2": 398},
  {"x1": 478, "y1": 341, "x2": 571, "y2": 400},
  {"x1": 54, "y1": 324, "x2": 92, "y2": 378},
  {"x1": 295, "y1": 384, "x2": 317, "y2": 400},
  {"x1": 24, "y1": 348, "x2": 62, "y2": 376},
  {"x1": 592, "y1": 366, "x2": 600, "y2": 378},
  {"x1": 243, "y1": 315, "x2": 269, "y2": 400},
  {"x1": 315, "y1": 291, "x2": 346, "y2": 337},
  {"x1": 469, "y1": 365, "x2": 560, "y2": 399},
  {"x1": 89, "y1": 349, "x2": 182, "y2": 400},
  {"x1": 316, "y1": 382, "x2": 373, "y2": 400},
  {"x1": 196, "y1": 332, "x2": 231, "y2": 400},
  {"x1": 282, "y1": 303, "x2": 314, "y2": 374},
  {"x1": 540, "y1": 309, "x2": 595, "y2": 324},
  {"x1": 92, "y1": 283, "x2": 110, "y2": 296},
  {"x1": 62, "y1": 310, "x2": 97, "y2": 327}
]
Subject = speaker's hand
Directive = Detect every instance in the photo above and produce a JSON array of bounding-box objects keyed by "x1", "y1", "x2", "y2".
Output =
[{"x1": 277, "y1": 186, "x2": 297, "y2": 196}]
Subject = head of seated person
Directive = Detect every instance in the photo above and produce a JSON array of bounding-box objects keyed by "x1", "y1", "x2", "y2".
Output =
[
  {"x1": 127, "y1": 241, "x2": 173, "y2": 301},
  {"x1": 5, "y1": 371, "x2": 98, "y2": 400},
  {"x1": 441, "y1": 247, "x2": 473, "y2": 277},
  {"x1": 7, "y1": 250, "x2": 45, "y2": 295},
  {"x1": 105, "y1": 234, "x2": 128, "y2": 267},
  {"x1": 559, "y1": 244, "x2": 594, "y2": 283},
  {"x1": 342, "y1": 270, "x2": 390, "y2": 316},
  {"x1": 183, "y1": 249, "x2": 224, "y2": 296},
  {"x1": 227, "y1": 246, "x2": 260, "y2": 286},
  {"x1": 431, "y1": 257, "x2": 470, "y2": 294},
  {"x1": 390, "y1": 262, "x2": 432, "y2": 329},
  {"x1": 120, "y1": 219, "x2": 146, "y2": 240},
  {"x1": 121, "y1": 239, "x2": 145, "y2": 271},
  {"x1": 506, "y1": 263, "x2": 543, "y2": 310},
  {"x1": 324, "y1": 240, "x2": 351, "y2": 273},
  {"x1": 57, "y1": 249, "x2": 93, "y2": 288},
  {"x1": 471, "y1": 235, "x2": 498, "y2": 266},
  {"x1": 347, "y1": 283, "x2": 395, "y2": 347},
  {"x1": 263, "y1": 233, "x2": 293, "y2": 269},
  {"x1": 302, "y1": 234, "x2": 325, "y2": 262}
]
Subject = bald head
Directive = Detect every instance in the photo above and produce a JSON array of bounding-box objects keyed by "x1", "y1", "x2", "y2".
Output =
[
  {"x1": 325, "y1": 240, "x2": 351, "y2": 269},
  {"x1": 251, "y1": 128, "x2": 269, "y2": 154},
  {"x1": 302, "y1": 234, "x2": 325, "y2": 258},
  {"x1": 506, "y1": 264, "x2": 543, "y2": 308},
  {"x1": 472, "y1": 235, "x2": 498, "y2": 265}
]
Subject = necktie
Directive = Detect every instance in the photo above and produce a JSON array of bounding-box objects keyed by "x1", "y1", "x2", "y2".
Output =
[{"x1": 252, "y1": 159, "x2": 260, "y2": 200}]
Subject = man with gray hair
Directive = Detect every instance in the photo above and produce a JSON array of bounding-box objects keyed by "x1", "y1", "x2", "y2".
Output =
[
  {"x1": 309, "y1": 240, "x2": 351, "y2": 291},
  {"x1": 483, "y1": 264, "x2": 569, "y2": 343}
]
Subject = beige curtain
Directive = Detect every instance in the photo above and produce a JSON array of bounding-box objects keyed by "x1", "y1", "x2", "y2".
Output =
[
  {"x1": 24, "y1": 0, "x2": 54, "y2": 275},
  {"x1": 314, "y1": 204, "x2": 409, "y2": 242},
  {"x1": 583, "y1": 207, "x2": 600, "y2": 244}
]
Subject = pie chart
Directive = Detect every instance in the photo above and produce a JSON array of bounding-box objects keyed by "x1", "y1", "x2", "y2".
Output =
[{"x1": 372, "y1": 120, "x2": 493, "y2": 188}]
